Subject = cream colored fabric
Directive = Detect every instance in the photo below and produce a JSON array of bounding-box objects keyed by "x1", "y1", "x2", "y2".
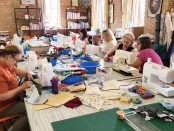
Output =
[
  {"x1": 165, "y1": 12, "x2": 173, "y2": 50},
  {"x1": 85, "y1": 84, "x2": 102, "y2": 95},
  {"x1": 70, "y1": 84, "x2": 86, "y2": 92}
]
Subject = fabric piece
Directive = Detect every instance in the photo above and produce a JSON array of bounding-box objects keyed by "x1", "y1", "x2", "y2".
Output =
[
  {"x1": 64, "y1": 97, "x2": 82, "y2": 109},
  {"x1": 164, "y1": 12, "x2": 173, "y2": 50},
  {"x1": 160, "y1": 100, "x2": 174, "y2": 112},
  {"x1": 79, "y1": 95, "x2": 116, "y2": 110},
  {"x1": 84, "y1": 84, "x2": 102, "y2": 95},
  {"x1": 69, "y1": 84, "x2": 86, "y2": 92},
  {"x1": 153, "y1": 43, "x2": 167, "y2": 62},
  {"x1": 159, "y1": 14, "x2": 165, "y2": 45},
  {"x1": 165, "y1": 31, "x2": 174, "y2": 67},
  {"x1": 45, "y1": 92, "x2": 74, "y2": 107},
  {"x1": 0, "y1": 63, "x2": 18, "y2": 112},
  {"x1": 137, "y1": 49, "x2": 163, "y2": 72}
]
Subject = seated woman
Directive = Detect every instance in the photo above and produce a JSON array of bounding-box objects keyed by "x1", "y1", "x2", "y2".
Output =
[
  {"x1": 104, "y1": 32, "x2": 135, "y2": 61},
  {"x1": 0, "y1": 45, "x2": 33, "y2": 131},
  {"x1": 129, "y1": 36, "x2": 163, "y2": 72},
  {"x1": 99, "y1": 28, "x2": 117, "y2": 58},
  {"x1": 79, "y1": 28, "x2": 88, "y2": 51}
]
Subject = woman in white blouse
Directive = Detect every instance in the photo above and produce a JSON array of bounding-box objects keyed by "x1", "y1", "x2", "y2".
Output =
[{"x1": 99, "y1": 28, "x2": 117, "y2": 58}]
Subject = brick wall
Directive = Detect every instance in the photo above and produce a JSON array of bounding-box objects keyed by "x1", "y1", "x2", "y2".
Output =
[
  {"x1": 60, "y1": 0, "x2": 71, "y2": 28},
  {"x1": 1, "y1": 0, "x2": 174, "y2": 38},
  {"x1": 144, "y1": 0, "x2": 174, "y2": 34},
  {"x1": 108, "y1": 0, "x2": 122, "y2": 32},
  {"x1": 0, "y1": 0, "x2": 20, "y2": 38}
]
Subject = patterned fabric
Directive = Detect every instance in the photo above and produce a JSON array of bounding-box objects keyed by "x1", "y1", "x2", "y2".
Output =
[
  {"x1": 159, "y1": 14, "x2": 165, "y2": 45},
  {"x1": 164, "y1": 12, "x2": 173, "y2": 50},
  {"x1": 79, "y1": 95, "x2": 116, "y2": 110}
]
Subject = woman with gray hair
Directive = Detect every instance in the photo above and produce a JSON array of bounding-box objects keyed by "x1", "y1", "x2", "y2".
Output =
[
  {"x1": 99, "y1": 28, "x2": 117, "y2": 58},
  {"x1": 104, "y1": 32, "x2": 135, "y2": 62}
]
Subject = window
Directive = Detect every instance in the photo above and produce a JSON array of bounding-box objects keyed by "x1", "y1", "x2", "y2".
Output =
[
  {"x1": 91, "y1": 0, "x2": 108, "y2": 29},
  {"x1": 132, "y1": 0, "x2": 145, "y2": 26},
  {"x1": 45, "y1": 0, "x2": 61, "y2": 28}
]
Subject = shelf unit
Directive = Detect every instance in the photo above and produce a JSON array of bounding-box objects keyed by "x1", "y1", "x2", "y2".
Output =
[
  {"x1": 66, "y1": 7, "x2": 91, "y2": 33},
  {"x1": 14, "y1": 8, "x2": 43, "y2": 37}
]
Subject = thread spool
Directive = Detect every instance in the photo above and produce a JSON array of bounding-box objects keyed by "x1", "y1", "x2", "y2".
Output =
[{"x1": 117, "y1": 110, "x2": 125, "y2": 119}]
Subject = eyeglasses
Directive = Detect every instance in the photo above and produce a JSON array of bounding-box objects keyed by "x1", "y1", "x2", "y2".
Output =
[{"x1": 12, "y1": 55, "x2": 19, "y2": 62}]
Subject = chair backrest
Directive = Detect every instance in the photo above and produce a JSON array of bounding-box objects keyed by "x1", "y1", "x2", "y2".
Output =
[{"x1": 0, "y1": 115, "x2": 19, "y2": 123}]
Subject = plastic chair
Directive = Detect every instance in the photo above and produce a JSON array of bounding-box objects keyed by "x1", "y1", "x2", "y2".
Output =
[{"x1": 0, "y1": 115, "x2": 19, "y2": 131}]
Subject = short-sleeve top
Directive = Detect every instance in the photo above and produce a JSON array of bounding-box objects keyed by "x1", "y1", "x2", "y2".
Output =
[
  {"x1": 117, "y1": 43, "x2": 134, "y2": 51},
  {"x1": 138, "y1": 48, "x2": 163, "y2": 72},
  {"x1": 0, "y1": 63, "x2": 18, "y2": 112}
]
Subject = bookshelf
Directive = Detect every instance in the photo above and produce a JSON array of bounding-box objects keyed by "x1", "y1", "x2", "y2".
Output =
[
  {"x1": 14, "y1": 8, "x2": 43, "y2": 37},
  {"x1": 66, "y1": 7, "x2": 91, "y2": 33}
]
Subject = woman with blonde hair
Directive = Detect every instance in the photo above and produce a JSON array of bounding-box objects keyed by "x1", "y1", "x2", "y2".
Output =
[
  {"x1": 99, "y1": 28, "x2": 117, "y2": 57},
  {"x1": 104, "y1": 32, "x2": 135, "y2": 61}
]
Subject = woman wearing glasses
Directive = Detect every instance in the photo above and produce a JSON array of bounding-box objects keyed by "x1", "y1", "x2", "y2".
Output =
[
  {"x1": 129, "y1": 36, "x2": 163, "y2": 72},
  {"x1": 104, "y1": 32, "x2": 135, "y2": 62},
  {"x1": 99, "y1": 28, "x2": 117, "y2": 58},
  {"x1": 0, "y1": 44, "x2": 32, "y2": 131}
]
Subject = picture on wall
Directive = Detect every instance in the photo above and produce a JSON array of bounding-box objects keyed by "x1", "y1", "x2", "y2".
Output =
[
  {"x1": 108, "y1": 4, "x2": 114, "y2": 23},
  {"x1": 72, "y1": 0, "x2": 78, "y2": 7},
  {"x1": 148, "y1": 0, "x2": 163, "y2": 17}
]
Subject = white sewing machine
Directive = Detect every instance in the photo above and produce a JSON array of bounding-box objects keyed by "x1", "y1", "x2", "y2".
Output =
[
  {"x1": 142, "y1": 58, "x2": 174, "y2": 97},
  {"x1": 112, "y1": 50, "x2": 139, "y2": 76},
  {"x1": 38, "y1": 62, "x2": 54, "y2": 87}
]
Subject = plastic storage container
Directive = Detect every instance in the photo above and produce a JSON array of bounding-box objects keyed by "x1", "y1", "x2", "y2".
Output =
[
  {"x1": 73, "y1": 56, "x2": 91, "y2": 61},
  {"x1": 59, "y1": 49, "x2": 71, "y2": 55},
  {"x1": 79, "y1": 61, "x2": 100, "y2": 74},
  {"x1": 50, "y1": 59, "x2": 57, "y2": 66}
]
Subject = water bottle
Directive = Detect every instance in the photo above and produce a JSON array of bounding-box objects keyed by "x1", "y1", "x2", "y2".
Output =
[{"x1": 50, "y1": 77, "x2": 58, "y2": 94}]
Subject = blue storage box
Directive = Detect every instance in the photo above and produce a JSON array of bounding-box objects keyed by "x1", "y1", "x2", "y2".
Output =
[
  {"x1": 73, "y1": 56, "x2": 91, "y2": 61},
  {"x1": 61, "y1": 75, "x2": 83, "y2": 84},
  {"x1": 59, "y1": 49, "x2": 71, "y2": 55},
  {"x1": 53, "y1": 36, "x2": 57, "y2": 42},
  {"x1": 50, "y1": 59, "x2": 57, "y2": 66},
  {"x1": 24, "y1": 47, "x2": 30, "y2": 54},
  {"x1": 79, "y1": 61, "x2": 100, "y2": 74}
]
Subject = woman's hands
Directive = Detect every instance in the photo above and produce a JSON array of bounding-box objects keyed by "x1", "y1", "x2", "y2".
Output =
[
  {"x1": 25, "y1": 72, "x2": 33, "y2": 81},
  {"x1": 104, "y1": 54, "x2": 109, "y2": 62},
  {"x1": 21, "y1": 81, "x2": 33, "y2": 90}
]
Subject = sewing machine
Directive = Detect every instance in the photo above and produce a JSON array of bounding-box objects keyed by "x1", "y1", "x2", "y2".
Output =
[
  {"x1": 26, "y1": 51, "x2": 38, "y2": 71},
  {"x1": 142, "y1": 58, "x2": 174, "y2": 97},
  {"x1": 38, "y1": 62, "x2": 54, "y2": 87},
  {"x1": 112, "y1": 50, "x2": 139, "y2": 76}
]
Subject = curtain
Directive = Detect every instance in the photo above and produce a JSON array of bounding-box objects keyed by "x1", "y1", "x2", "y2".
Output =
[
  {"x1": 122, "y1": 0, "x2": 133, "y2": 31},
  {"x1": 38, "y1": 0, "x2": 61, "y2": 28},
  {"x1": 57, "y1": 0, "x2": 61, "y2": 27},
  {"x1": 91, "y1": 0, "x2": 108, "y2": 30},
  {"x1": 37, "y1": 0, "x2": 46, "y2": 28}
]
